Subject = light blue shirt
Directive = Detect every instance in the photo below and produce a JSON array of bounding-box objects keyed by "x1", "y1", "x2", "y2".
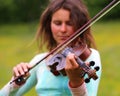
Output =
[{"x1": 0, "y1": 48, "x2": 102, "y2": 96}]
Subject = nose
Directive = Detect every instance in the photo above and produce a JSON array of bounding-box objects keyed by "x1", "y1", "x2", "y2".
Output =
[{"x1": 60, "y1": 23, "x2": 67, "y2": 32}]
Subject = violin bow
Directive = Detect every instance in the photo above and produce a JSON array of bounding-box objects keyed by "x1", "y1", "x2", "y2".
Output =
[{"x1": 10, "y1": 0, "x2": 120, "y2": 85}]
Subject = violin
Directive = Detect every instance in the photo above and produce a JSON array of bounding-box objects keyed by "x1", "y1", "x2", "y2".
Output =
[
  {"x1": 10, "y1": 0, "x2": 120, "y2": 86},
  {"x1": 47, "y1": 43, "x2": 99, "y2": 83}
]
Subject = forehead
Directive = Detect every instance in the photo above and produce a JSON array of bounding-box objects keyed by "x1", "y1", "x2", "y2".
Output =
[{"x1": 52, "y1": 8, "x2": 70, "y2": 20}]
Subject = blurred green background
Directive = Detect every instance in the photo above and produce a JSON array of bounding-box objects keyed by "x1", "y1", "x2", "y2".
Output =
[{"x1": 0, "y1": 0, "x2": 120, "y2": 96}]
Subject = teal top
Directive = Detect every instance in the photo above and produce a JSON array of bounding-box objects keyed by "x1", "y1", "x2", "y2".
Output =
[{"x1": 0, "y1": 48, "x2": 102, "y2": 96}]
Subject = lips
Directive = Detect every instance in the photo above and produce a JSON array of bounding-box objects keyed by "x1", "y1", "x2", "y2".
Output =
[{"x1": 59, "y1": 36, "x2": 69, "y2": 40}]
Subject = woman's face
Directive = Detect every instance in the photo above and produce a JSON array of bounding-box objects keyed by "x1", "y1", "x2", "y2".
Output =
[{"x1": 51, "y1": 8, "x2": 75, "y2": 45}]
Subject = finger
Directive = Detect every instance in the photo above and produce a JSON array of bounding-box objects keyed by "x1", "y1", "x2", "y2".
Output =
[
  {"x1": 13, "y1": 62, "x2": 27, "y2": 77},
  {"x1": 66, "y1": 54, "x2": 79, "y2": 70},
  {"x1": 85, "y1": 62, "x2": 90, "y2": 66},
  {"x1": 22, "y1": 63, "x2": 30, "y2": 73},
  {"x1": 13, "y1": 66, "x2": 20, "y2": 77},
  {"x1": 67, "y1": 53, "x2": 79, "y2": 67},
  {"x1": 65, "y1": 58, "x2": 72, "y2": 69},
  {"x1": 17, "y1": 64, "x2": 25, "y2": 76},
  {"x1": 27, "y1": 63, "x2": 33, "y2": 69}
]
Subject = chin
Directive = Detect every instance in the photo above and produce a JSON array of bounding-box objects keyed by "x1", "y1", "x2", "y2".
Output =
[{"x1": 59, "y1": 41, "x2": 65, "y2": 44}]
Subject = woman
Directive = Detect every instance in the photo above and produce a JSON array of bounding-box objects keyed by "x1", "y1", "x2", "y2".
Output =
[{"x1": 0, "y1": 0, "x2": 101, "y2": 96}]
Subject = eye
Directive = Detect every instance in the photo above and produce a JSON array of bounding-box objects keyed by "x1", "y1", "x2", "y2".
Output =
[
  {"x1": 66, "y1": 21, "x2": 73, "y2": 26},
  {"x1": 53, "y1": 21, "x2": 62, "y2": 25}
]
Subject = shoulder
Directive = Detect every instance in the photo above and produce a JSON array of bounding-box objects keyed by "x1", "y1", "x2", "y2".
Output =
[
  {"x1": 29, "y1": 52, "x2": 48, "y2": 66},
  {"x1": 89, "y1": 48, "x2": 100, "y2": 59},
  {"x1": 86, "y1": 48, "x2": 101, "y2": 67},
  {"x1": 90, "y1": 48, "x2": 100, "y2": 55},
  {"x1": 90, "y1": 48, "x2": 100, "y2": 56}
]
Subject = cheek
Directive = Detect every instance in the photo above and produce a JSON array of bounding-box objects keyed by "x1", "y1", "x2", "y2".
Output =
[
  {"x1": 51, "y1": 23, "x2": 59, "y2": 38},
  {"x1": 68, "y1": 27, "x2": 75, "y2": 35},
  {"x1": 70, "y1": 28, "x2": 75, "y2": 34}
]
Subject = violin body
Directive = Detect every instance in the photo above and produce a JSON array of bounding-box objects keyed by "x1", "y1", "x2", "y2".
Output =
[{"x1": 47, "y1": 44, "x2": 100, "y2": 83}]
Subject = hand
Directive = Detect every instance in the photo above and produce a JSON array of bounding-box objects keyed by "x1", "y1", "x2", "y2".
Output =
[
  {"x1": 65, "y1": 53, "x2": 84, "y2": 87},
  {"x1": 12, "y1": 62, "x2": 32, "y2": 86}
]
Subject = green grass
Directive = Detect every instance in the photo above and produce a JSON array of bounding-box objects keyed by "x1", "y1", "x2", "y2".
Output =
[
  {"x1": 93, "y1": 21, "x2": 120, "y2": 96},
  {"x1": 0, "y1": 21, "x2": 120, "y2": 96},
  {"x1": 0, "y1": 22, "x2": 38, "y2": 95}
]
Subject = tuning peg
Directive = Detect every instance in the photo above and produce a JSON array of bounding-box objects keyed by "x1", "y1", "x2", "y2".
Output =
[
  {"x1": 94, "y1": 66, "x2": 100, "y2": 71},
  {"x1": 85, "y1": 77, "x2": 90, "y2": 83},
  {"x1": 89, "y1": 61, "x2": 95, "y2": 66}
]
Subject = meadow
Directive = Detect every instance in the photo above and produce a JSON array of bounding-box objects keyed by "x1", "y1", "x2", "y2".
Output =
[{"x1": 0, "y1": 21, "x2": 120, "y2": 96}]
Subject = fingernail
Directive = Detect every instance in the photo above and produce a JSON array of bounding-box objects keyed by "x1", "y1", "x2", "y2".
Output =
[
  {"x1": 21, "y1": 72, "x2": 24, "y2": 75},
  {"x1": 25, "y1": 69, "x2": 28, "y2": 72},
  {"x1": 16, "y1": 73, "x2": 19, "y2": 77}
]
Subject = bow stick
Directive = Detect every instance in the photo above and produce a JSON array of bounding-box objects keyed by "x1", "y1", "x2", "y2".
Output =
[{"x1": 10, "y1": 0, "x2": 120, "y2": 85}]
